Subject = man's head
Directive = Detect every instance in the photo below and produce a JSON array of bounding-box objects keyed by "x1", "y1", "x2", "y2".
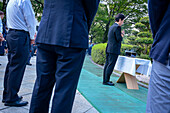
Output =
[
  {"x1": 115, "y1": 13, "x2": 125, "y2": 26},
  {"x1": 0, "y1": 11, "x2": 4, "y2": 20}
]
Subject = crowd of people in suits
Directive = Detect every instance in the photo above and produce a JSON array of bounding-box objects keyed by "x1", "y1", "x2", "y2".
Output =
[{"x1": 0, "y1": 0, "x2": 169, "y2": 113}]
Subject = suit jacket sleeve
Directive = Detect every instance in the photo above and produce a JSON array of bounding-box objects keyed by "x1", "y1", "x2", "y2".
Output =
[
  {"x1": 115, "y1": 26, "x2": 122, "y2": 42},
  {"x1": 148, "y1": 0, "x2": 169, "y2": 38},
  {"x1": 83, "y1": 0, "x2": 100, "y2": 32}
]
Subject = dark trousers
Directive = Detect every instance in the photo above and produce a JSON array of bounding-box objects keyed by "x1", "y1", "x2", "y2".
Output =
[
  {"x1": 29, "y1": 44, "x2": 86, "y2": 113},
  {"x1": 2, "y1": 30, "x2": 30, "y2": 102},
  {"x1": 103, "y1": 53, "x2": 118, "y2": 83},
  {"x1": 0, "y1": 41, "x2": 6, "y2": 55}
]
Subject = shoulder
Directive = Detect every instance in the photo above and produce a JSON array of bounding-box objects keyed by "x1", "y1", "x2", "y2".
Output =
[
  {"x1": 112, "y1": 24, "x2": 119, "y2": 28},
  {"x1": 115, "y1": 26, "x2": 121, "y2": 31}
]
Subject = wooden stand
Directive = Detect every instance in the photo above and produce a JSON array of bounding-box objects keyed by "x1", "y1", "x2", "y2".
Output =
[{"x1": 117, "y1": 72, "x2": 139, "y2": 90}]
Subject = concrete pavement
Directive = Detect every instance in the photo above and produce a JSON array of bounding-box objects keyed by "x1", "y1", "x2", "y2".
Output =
[{"x1": 0, "y1": 55, "x2": 98, "y2": 113}]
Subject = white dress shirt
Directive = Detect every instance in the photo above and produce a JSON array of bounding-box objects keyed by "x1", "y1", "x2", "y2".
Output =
[{"x1": 7, "y1": 0, "x2": 36, "y2": 39}]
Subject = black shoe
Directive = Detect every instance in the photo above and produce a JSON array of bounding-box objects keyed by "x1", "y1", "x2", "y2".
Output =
[
  {"x1": 2, "y1": 96, "x2": 23, "y2": 103},
  {"x1": 103, "y1": 82, "x2": 115, "y2": 86},
  {"x1": 26, "y1": 63, "x2": 32, "y2": 66},
  {"x1": 4, "y1": 100, "x2": 28, "y2": 107}
]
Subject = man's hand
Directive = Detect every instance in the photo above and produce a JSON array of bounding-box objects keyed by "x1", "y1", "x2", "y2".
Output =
[
  {"x1": 30, "y1": 39, "x2": 35, "y2": 45},
  {"x1": 121, "y1": 30, "x2": 125, "y2": 37}
]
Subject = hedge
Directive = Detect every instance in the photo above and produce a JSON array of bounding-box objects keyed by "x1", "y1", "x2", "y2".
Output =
[
  {"x1": 91, "y1": 43, "x2": 107, "y2": 65},
  {"x1": 136, "y1": 54, "x2": 151, "y2": 60},
  {"x1": 91, "y1": 43, "x2": 150, "y2": 65}
]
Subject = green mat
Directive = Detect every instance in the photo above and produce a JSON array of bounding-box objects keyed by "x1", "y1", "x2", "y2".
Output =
[{"x1": 77, "y1": 56, "x2": 148, "y2": 113}]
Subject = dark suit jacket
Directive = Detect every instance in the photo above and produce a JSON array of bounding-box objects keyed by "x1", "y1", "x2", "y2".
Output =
[
  {"x1": 36, "y1": 0, "x2": 100, "y2": 49},
  {"x1": 106, "y1": 23, "x2": 123, "y2": 54},
  {"x1": 148, "y1": 0, "x2": 170, "y2": 65}
]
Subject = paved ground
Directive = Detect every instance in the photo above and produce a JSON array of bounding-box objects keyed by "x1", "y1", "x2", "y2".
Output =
[{"x1": 0, "y1": 56, "x2": 98, "y2": 113}]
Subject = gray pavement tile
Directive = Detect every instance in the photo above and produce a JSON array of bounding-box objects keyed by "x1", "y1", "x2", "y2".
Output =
[
  {"x1": 22, "y1": 94, "x2": 32, "y2": 110},
  {"x1": 0, "y1": 107, "x2": 28, "y2": 113},
  {"x1": 18, "y1": 88, "x2": 33, "y2": 96},
  {"x1": 72, "y1": 92, "x2": 93, "y2": 113},
  {"x1": 85, "y1": 107, "x2": 99, "y2": 113},
  {"x1": 20, "y1": 83, "x2": 34, "y2": 90},
  {"x1": 0, "y1": 79, "x2": 3, "y2": 89},
  {"x1": 0, "y1": 90, "x2": 2, "y2": 95},
  {"x1": 0, "y1": 96, "x2": 8, "y2": 111}
]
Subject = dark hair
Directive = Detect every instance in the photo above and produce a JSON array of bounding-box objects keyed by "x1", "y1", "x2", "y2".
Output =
[
  {"x1": 0, "y1": 11, "x2": 4, "y2": 15},
  {"x1": 115, "y1": 13, "x2": 125, "y2": 22}
]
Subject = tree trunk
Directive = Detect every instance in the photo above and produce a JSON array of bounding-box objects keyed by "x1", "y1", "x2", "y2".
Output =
[
  {"x1": 102, "y1": 20, "x2": 110, "y2": 43},
  {"x1": 145, "y1": 45, "x2": 148, "y2": 54}
]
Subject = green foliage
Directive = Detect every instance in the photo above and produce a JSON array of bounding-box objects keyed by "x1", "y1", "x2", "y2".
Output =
[
  {"x1": 89, "y1": 0, "x2": 148, "y2": 43},
  {"x1": 127, "y1": 36, "x2": 137, "y2": 45},
  {"x1": 137, "y1": 32, "x2": 152, "y2": 38},
  {"x1": 140, "y1": 16, "x2": 149, "y2": 25},
  {"x1": 136, "y1": 54, "x2": 151, "y2": 60},
  {"x1": 131, "y1": 30, "x2": 139, "y2": 36},
  {"x1": 121, "y1": 44, "x2": 143, "y2": 56},
  {"x1": 31, "y1": 0, "x2": 44, "y2": 22},
  {"x1": 91, "y1": 43, "x2": 148, "y2": 65},
  {"x1": 37, "y1": 0, "x2": 44, "y2": 3},
  {"x1": 0, "y1": 2, "x2": 2, "y2": 10},
  {"x1": 139, "y1": 16, "x2": 151, "y2": 31},
  {"x1": 120, "y1": 44, "x2": 134, "y2": 55},
  {"x1": 126, "y1": 16, "x2": 153, "y2": 55},
  {"x1": 135, "y1": 23, "x2": 147, "y2": 31},
  {"x1": 135, "y1": 37, "x2": 153, "y2": 44},
  {"x1": 91, "y1": 43, "x2": 107, "y2": 65}
]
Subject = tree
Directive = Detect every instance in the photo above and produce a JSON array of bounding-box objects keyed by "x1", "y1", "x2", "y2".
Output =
[
  {"x1": 31, "y1": 0, "x2": 44, "y2": 22},
  {"x1": 89, "y1": 0, "x2": 148, "y2": 43},
  {"x1": 127, "y1": 16, "x2": 153, "y2": 55}
]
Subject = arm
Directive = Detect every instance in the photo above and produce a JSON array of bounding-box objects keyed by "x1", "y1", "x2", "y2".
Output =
[
  {"x1": 83, "y1": 0, "x2": 100, "y2": 32},
  {"x1": 23, "y1": 0, "x2": 36, "y2": 40},
  {"x1": 115, "y1": 26, "x2": 123, "y2": 42},
  {"x1": 148, "y1": 0, "x2": 169, "y2": 38}
]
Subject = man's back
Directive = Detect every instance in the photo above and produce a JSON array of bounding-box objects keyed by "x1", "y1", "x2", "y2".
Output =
[
  {"x1": 36, "y1": 0, "x2": 98, "y2": 48},
  {"x1": 7, "y1": 0, "x2": 28, "y2": 30},
  {"x1": 106, "y1": 23, "x2": 122, "y2": 54},
  {"x1": 7, "y1": 0, "x2": 36, "y2": 39},
  {"x1": 30, "y1": 1, "x2": 100, "y2": 113}
]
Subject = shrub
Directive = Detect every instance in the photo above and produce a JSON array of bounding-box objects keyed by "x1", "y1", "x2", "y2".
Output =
[
  {"x1": 135, "y1": 37, "x2": 153, "y2": 44},
  {"x1": 91, "y1": 43, "x2": 150, "y2": 65},
  {"x1": 135, "y1": 23, "x2": 147, "y2": 31},
  {"x1": 121, "y1": 44, "x2": 133, "y2": 55},
  {"x1": 136, "y1": 54, "x2": 151, "y2": 60},
  {"x1": 91, "y1": 43, "x2": 107, "y2": 65},
  {"x1": 137, "y1": 32, "x2": 152, "y2": 38}
]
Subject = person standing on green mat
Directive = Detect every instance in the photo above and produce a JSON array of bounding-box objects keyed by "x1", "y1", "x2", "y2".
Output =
[{"x1": 103, "y1": 13, "x2": 125, "y2": 86}]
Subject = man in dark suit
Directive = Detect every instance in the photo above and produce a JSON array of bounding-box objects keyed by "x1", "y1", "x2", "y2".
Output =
[
  {"x1": 29, "y1": 0, "x2": 100, "y2": 113},
  {"x1": 103, "y1": 14, "x2": 125, "y2": 86},
  {"x1": 146, "y1": 0, "x2": 170, "y2": 113}
]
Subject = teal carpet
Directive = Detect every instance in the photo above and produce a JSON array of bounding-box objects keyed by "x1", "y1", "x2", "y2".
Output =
[{"x1": 77, "y1": 56, "x2": 148, "y2": 113}]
